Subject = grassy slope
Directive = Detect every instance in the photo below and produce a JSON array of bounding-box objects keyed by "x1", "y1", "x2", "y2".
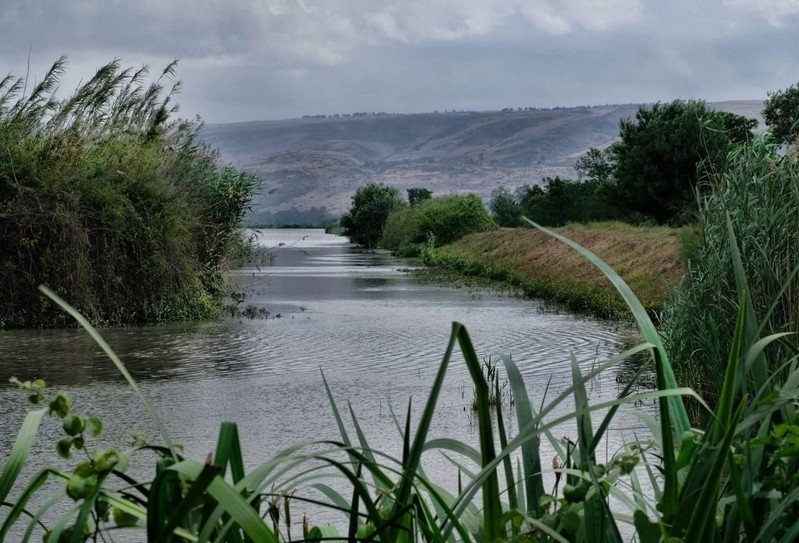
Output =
[{"x1": 429, "y1": 222, "x2": 686, "y2": 318}]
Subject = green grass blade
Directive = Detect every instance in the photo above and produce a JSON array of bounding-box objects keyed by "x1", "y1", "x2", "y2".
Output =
[
  {"x1": 494, "y1": 376, "x2": 518, "y2": 519},
  {"x1": 725, "y1": 214, "x2": 768, "y2": 393},
  {"x1": 0, "y1": 466, "x2": 52, "y2": 540},
  {"x1": 521, "y1": 218, "x2": 690, "y2": 436},
  {"x1": 347, "y1": 463, "x2": 363, "y2": 543},
  {"x1": 501, "y1": 354, "x2": 545, "y2": 517},
  {"x1": 148, "y1": 458, "x2": 185, "y2": 542},
  {"x1": 320, "y1": 370, "x2": 351, "y2": 447},
  {"x1": 570, "y1": 352, "x2": 594, "y2": 463},
  {"x1": 21, "y1": 493, "x2": 63, "y2": 543},
  {"x1": 309, "y1": 483, "x2": 351, "y2": 511},
  {"x1": 456, "y1": 325, "x2": 505, "y2": 543},
  {"x1": 167, "y1": 461, "x2": 278, "y2": 543},
  {"x1": 154, "y1": 464, "x2": 220, "y2": 543},
  {"x1": 388, "y1": 324, "x2": 459, "y2": 542},
  {"x1": 214, "y1": 422, "x2": 246, "y2": 485},
  {"x1": 712, "y1": 288, "x2": 748, "y2": 443},
  {"x1": 589, "y1": 354, "x2": 654, "y2": 454},
  {"x1": 0, "y1": 409, "x2": 45, "y2": 505},
  {"x1": 423, "y1": 439, "x2": 481, "y2": 465},
  {"x1": 683, "y1": 401, "x2": 745, "y2": 541},
  {"x1": 38, "y1": 286, "x2": 178, "y2": 459}
]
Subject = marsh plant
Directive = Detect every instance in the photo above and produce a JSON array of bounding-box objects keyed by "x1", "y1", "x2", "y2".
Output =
[
  {"x1": 0, "y1": 58, "x2": 258, "y2": 327},
  {"x1": 1, "y1": 221, "x2": 798, "y2": 542},
  {"x1": 664, "y1": 136, "x2": 799, "y2": 399}
]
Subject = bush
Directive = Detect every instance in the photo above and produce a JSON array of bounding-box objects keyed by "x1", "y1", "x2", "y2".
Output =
[
  {"x1": 381, "y1": 194, "x2": 494, "y2": 251},
  {"x1": 0, "y1": 58, "x2": 257, "y2": 327}
]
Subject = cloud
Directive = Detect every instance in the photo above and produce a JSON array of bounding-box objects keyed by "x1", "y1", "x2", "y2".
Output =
[
  {"x1": 724, "y1": 0, "x2": 799, "y2": 26},
  {"x1": 0, "y1": 0, "x2": 797, "y2": 122}
]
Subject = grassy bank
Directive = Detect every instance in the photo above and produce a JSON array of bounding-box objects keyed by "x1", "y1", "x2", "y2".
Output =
[{"x1": 422, "y1": 222, "x2": 686, "y2": 319}]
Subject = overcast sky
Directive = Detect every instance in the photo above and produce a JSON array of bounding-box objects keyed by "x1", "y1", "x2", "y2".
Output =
[{"x1": 1, "y1": 0, "x2": 797, "y2": 123}]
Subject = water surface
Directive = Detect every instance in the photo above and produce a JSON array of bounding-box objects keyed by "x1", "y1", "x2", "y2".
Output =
[{"x1": 0, "y1": 229, "x2": 653, "y2": 535}]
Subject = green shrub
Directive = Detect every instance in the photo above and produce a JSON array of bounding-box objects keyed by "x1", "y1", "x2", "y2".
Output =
[
  {"x1": 382, "y1": 194, "x2": 494, "y2": 251},
  {"x1": 0, "y1": 58, "x2": 257, "y2": 327}
]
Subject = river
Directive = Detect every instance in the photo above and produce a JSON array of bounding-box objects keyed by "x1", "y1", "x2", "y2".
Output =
[{"x1": 0, "y1": 228, "x2": 654, "y2": 538}]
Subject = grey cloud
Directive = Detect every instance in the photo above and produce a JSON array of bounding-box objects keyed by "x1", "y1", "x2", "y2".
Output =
[{"x1": 1, "y1": 0, "x2": 797, "y2": 122}]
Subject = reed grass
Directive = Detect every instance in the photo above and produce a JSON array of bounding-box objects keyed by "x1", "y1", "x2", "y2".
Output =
[
  {"x1": 1, "y1": 215, "x2": 798, "y2": 542},
  {"x1": 0, "y1": 58, "x2": 258, "y2": 327},
  {"x1": 664, "y1": 135, "x2": 799, "y2": 399}
]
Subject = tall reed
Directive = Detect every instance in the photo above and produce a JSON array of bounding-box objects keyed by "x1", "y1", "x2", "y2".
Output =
[
  {"x1": 664, "y1": 136, "x2": 799, "y2": 398},
  {"x1": 0, "y1": 58, "x2": 258, "y2": 327}
]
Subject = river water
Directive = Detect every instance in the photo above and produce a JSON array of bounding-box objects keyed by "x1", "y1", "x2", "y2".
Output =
[{"x1": 0, "y1": 228, "x2": 654, "y2": 537}]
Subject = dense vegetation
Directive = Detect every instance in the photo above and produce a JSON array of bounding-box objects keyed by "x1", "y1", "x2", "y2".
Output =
[
  {"x1": 663, "y1": 136, "x2": 799, "y2": 399},
  {"x1": 381, "y1": 194, "x2": 494, "y2": 254},
  {"x1": 339, "y1": 183, "x2": 402, "y2": 248},
  {"x1": 3, "y1": 227, "x2": 798, "y2": 542},
  {"x1": 490, "y1": 100, "x2": 757, "y2": 227},
  {"x1": 763, "y1": 81, "x2": 799, "y2": 144},
  {"x1": 341, "y1": 185, "x2": 494, "y2": 254},
  {"x1": 0, "y1": 58, "x2": 257, "y2": 327}
]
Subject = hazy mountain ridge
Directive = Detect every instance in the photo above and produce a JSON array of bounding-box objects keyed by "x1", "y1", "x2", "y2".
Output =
[{"x1": 200, "y1": 101, "x2": 763, "y2": 224}]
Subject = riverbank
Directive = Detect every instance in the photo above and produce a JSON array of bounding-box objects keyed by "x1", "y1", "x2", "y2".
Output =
[{"x1": 420, "y1": 222, "x2": 687, "y2": 319}]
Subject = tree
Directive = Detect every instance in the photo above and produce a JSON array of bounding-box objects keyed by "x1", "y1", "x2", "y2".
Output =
[
  {"x1": 489, "y1": 187, "x2": 522, "y2": 226},
  {"x1": 407, "y1": 187, "x2": 432, "y2": 207},
  {"x1": 610, "y1": 100, "x2": 756, "y2": 224},
  {"x1": 575, "y1": 147, "x2": 614, "y2": 184},
  {"x1": 763, "y1": 82, "x2": 799, "y2": 144},
  {"x1": 340, "y1": 183, "x2": 402, "y2": 248}
]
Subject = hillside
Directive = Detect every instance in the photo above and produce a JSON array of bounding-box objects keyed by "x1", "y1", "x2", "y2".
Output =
[{"x1": 200, "y1": 101, "x2": 763, "y2": 224}]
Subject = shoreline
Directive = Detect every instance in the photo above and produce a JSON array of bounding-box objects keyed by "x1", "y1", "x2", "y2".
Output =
[{"x1": 417, "y1": 222, "x2": 687, "y2": 320}]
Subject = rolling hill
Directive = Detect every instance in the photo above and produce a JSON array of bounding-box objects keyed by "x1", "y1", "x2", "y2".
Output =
[{"x1": 200, "y1": 101, "x2": 763, "y2": 225}]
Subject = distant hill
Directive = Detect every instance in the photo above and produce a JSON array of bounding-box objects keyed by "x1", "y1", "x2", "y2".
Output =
[{"x1": 200, "y1": 101, "x2": 763, "y2": 225}]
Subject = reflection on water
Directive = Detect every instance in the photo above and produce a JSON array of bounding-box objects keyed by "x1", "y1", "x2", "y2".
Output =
[{"x1": 0, "y1": 228, "x2": 654, "y2": 537}]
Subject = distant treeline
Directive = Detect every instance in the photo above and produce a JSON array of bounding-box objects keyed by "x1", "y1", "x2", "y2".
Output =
[
  {"x1": 300, "y1": 102, "x2": 641, "y2": 120},
  {"x1": 491, "y1": 99, "x2": 760, "y2": 227}
]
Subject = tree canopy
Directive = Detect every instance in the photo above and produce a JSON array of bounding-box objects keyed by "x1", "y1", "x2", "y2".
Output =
[
  {"x1": 340, "y1": 183, "x2": 402, "y2": 248},
  {"x1": 609, "y1": 100, "x2": 756, "y2": 224},
  {"x1": 763, "y1": 82, "x2": 799, "y2": 144},
  {"x1": 489, "y1": 187, "x2": 522, "y2": 227}
]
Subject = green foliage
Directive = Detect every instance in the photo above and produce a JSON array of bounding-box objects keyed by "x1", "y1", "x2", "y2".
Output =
[
  {"x1": 0, "y1": 58, "x2": 257, "y2": 327},
  {"x1": 489, "y1": 187, "x2": 522, "y2": 227},
  {"x1": 574, "y1": 147, "x2": 615, "y2": 184},
  {"x1": 763, "y1": 80, "x2": 799, "y2": 144},
  {"x1": 518, "y1": 177, "x2": 628, "y2": 227},
  {"x1": 381, "y1": 194, "x2": 494, "y2": 251},
  {"x1": 340, "y1": 182, "x2": 402, "y2": 248},
  {"x1": 610, "y1": 99, "x2": 757, "y2": 224},
  {"x1": 407, "y1": 187, "x2": 432, "y2": 207},
  {"x1": 663, "y1": 136, "x2": 799, "y2": 398}
]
